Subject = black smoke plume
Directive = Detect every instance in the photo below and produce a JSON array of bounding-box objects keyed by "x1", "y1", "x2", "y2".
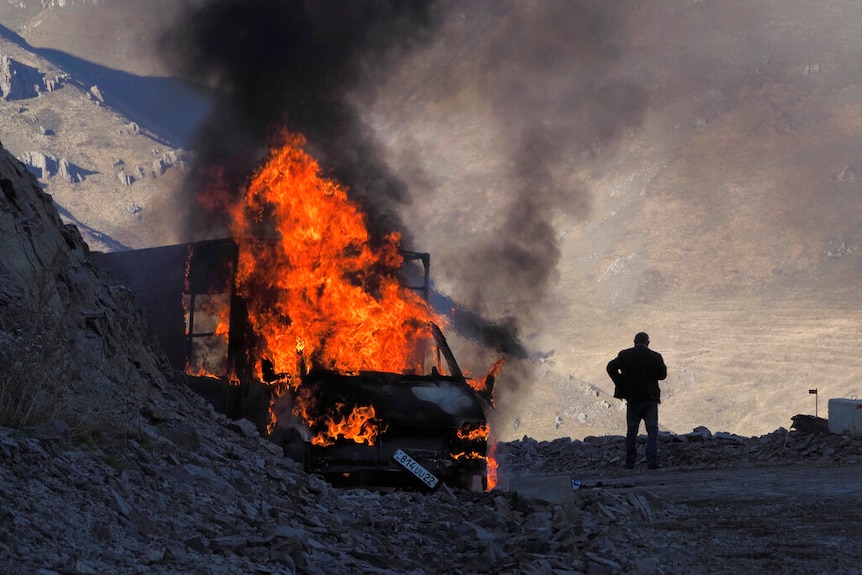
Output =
[
  {"x1": 160, "y1": 0, "x2": 440, "y2": 241},
  {"x1": 161, "y1": 0, "x2": 648, "y2": 362},
  {"x1": 415, "y1": 1, "x2": 649, "y2": 355}
]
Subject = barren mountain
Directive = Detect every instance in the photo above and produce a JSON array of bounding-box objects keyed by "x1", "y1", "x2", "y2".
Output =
[
  {"x1": 0, "y1": 0, "x2": 205, "y2": 251},
  {"x1": 2, "y1": 4, "x2": 862, "y2": 573},
  {"x1": 1, "y1": 0, "x2": 860, "y2": 446}
]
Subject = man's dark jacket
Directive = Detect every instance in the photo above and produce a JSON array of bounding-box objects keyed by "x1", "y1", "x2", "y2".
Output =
[{"x1": 606, "y1": 344, "x2": 667, "y2": 402}]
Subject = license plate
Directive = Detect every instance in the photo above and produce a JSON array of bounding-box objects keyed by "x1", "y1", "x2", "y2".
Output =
[{"x1": 393, "y1": 449, "x2": 439, "y2": 489}]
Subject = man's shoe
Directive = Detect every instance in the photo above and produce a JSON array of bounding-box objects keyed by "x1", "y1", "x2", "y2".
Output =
[
  {"x1": 624, "y1": 462, "x2": 635, "y2": 470},
  {"x1": 647, "y1": 463, "x2": 662, "y2": 470}
]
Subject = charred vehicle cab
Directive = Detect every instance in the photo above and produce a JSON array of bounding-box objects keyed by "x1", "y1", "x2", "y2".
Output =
[
  {"x1": 272, "y1": 323, "x2": 491, "y2": 490},
  {"x1": 94, "y1": 239, "x2": 492, "y2": 490}
]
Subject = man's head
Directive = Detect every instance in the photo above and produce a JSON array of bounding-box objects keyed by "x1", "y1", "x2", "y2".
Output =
[{"x1": 634, "y1": 332, "x2": 650, "y2": 346}]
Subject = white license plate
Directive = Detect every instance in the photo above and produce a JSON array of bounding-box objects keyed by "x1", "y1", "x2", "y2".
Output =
[{"x1": 393, "y1": 449, "x2": 439, "y2": 489}]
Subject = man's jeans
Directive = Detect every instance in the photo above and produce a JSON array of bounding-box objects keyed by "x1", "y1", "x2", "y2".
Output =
[{"x1": 626, "y1": 400, "x2": 659, "y2": 465}]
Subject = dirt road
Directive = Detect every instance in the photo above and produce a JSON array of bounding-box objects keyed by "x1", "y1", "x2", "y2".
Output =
[
  {"x1": 507, "y1": 464, "x2": 862, "y2": 574},
  {"x1": 508, "y1": 463, "x2": 862, "y2": 504}
]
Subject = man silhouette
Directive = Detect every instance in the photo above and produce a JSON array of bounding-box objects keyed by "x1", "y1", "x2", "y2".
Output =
[{"x1": 606, "y1": 332, "x2": 667, "y2": 469}]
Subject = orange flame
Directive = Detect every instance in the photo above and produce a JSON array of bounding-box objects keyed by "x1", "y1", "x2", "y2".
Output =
[
  {"x1": 457, "y1": 423, "x2": 490, "y2": 442},
  {"x1": 452, "y1": 422, "x2": 489, "y2": 460},
  {"x1": 222, "y1": 130, "x2": 443, "y2": 444},
  {"x1": 229, "y1": 131, "x2": 439, "y2": 379},
  {"x1": 184, "y1": 358, "x2": 212, "y2": 378},
  {"x1": 183, "y1": 246, "x2": 193, "y2": 293},
  {"x1": 455, "y1": 422, "x2": 497, "y2": 490},
  {"x1": 468, "y1": 357, "x2": 504, "y2": 393},
  {"x1": 311, "y1": 403, "x2": 380, "y2": 447},
  {"x1": 486, "y1": 438, "x2": 499, "y2": 491}
]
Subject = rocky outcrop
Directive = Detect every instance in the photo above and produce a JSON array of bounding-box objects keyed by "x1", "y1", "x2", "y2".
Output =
[
  {"x1": 18, "y1": 151, "x2": 85, "y2": 183},
  {"x1": 56, "y1": 157, "x2": 83, "y2": 183},
  {"x1": 17, "y1": 150, "x2": 55, "y2": 179},
  {"x1": 0, "y1": 56, "x2": 65, "y2": 100},
  {"x1": 0, "y1": 56, "x2": 41, "y2": 100}
]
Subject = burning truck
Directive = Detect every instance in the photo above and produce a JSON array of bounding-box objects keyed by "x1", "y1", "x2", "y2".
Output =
[{"x1": 94, "y1": 132, "x2": 498, "y2": 490}]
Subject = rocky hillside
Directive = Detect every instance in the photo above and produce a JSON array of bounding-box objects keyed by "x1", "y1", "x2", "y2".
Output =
[{"x1": 0, "y1": 139, "x2": 171, "y2": 432}]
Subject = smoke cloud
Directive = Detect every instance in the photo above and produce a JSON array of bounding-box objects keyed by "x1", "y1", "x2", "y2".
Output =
[
  {"x1": 473, "y1": 2, "x2": 646, "y2": 339},
  {"x1": 161, "y1": 0, "x2": 648, "y2": 361},
  {"x1": 160, "y1": 0, "x2": 441, "y2": 241},
  {"x1": 371, "y1": 1, "x2": 649, "y2": 356},
  {"x1": 475, "y1": 2, "x2": 646, "y2": 311}
]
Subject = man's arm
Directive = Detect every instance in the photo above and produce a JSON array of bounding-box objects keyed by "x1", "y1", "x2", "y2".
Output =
[
  {"x1": 608, "y1": 355, "x2": 629, "y2": 399},
  {"x1": 655, "y1": 352, "x2": 667, "y2": 381},
  {"x1": 607, "y1": 357, "x2": 622, "y2": 382}
]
